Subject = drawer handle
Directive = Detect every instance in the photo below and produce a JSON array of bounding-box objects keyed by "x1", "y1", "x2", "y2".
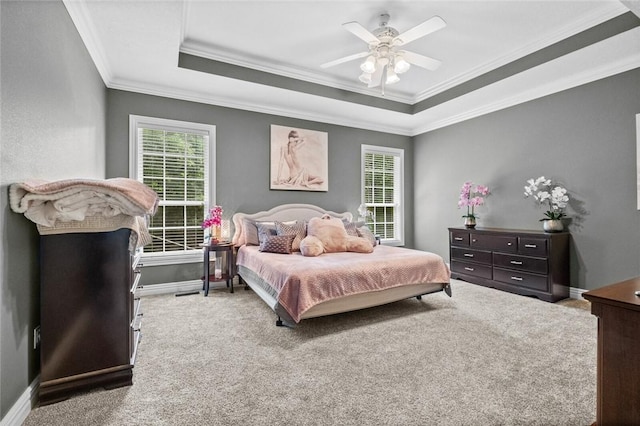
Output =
[
  {"x1": 464, "y1": 267, "x2": 475, "y2": 271},
  {"x1": 463, "y1": 253, "x2": 474, "y2": 258},
  {"x1": 524, "y1": 244, "x2": 537, "y2": 248},
  {"x1": 472, "y1": 239, "x2": 477, "y2": 242},
  {"x1": 510, "y1": 276, "x2": 523, "y2": 281},
  {"x1": 454, "y1": 237, "x2": 463, "y2": 241},
  {"x1": 507, "y1": 242, "x2": 512, "y2": 246},
  {"x1": 510, "y1": 260, "x2": 523, "y2": 265}
]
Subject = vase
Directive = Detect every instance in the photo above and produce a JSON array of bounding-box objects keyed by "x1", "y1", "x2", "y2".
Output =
[
  {"x1": 210, "y1": 225, "x2": 221, "y2": 243},
  {"x1": 542, "y1": 219, "x2": 563, "y2": 233},
  {"x1": 464, "y1": 217, "x2": 476, "y2": 228}
]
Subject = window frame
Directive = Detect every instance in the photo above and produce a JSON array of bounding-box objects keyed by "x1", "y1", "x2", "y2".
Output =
[
  {"x1": 129, "y1": 115, "x2": 216, "y2": 266},
  {"x1": 360, "y1": 144, "x2": 404, "y2": 246}
]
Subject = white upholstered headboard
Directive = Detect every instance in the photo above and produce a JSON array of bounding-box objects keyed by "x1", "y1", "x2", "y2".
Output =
[{"x1": 232, "y1": 203, "x2": 353, "y2": 246}]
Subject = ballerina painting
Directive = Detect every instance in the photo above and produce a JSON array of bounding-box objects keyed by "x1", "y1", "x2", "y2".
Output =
[{"x1": 270, "y1": 125, "x2": 328, "y2": 191}]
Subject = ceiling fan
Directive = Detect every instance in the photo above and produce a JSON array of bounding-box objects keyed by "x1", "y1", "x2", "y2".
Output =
[{"x1": 321, "y1": 13, "x2": 446, "y2": 90}]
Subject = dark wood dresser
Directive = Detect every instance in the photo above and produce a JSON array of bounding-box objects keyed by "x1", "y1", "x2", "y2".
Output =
[
  {"x1": 583, "y1": 278, "x2": 640, "y2": 426},
  {"x1": 39, "y1": 228, "x2": 142, "y2": 405},
  {"x1": 448, "y1": 227, "x2": 570, "y2": 302}
]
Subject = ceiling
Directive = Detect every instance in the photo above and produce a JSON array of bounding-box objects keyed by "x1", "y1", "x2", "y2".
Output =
[{"x1": 63, "y1": 0, "x2": 640, "y2": 136}]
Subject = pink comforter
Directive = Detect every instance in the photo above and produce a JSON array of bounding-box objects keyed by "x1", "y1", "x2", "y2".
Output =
[{"x1": 236, "y1": 245, "x2": 451, "y2": 322}]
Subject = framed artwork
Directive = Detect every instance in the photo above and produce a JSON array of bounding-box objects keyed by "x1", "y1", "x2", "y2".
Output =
[{"x1": 270, "y1": 125, "x2": 328, "y2": 191}]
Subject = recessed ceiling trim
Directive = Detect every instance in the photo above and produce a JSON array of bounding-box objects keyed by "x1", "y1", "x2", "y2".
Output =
[
  {"x1": 180, "y1": 40, "x2": 411, "y2": 104},
  {"x1": 107, "y1": 78, "x2": 414, "y2": 136},
  {"x1": 178, "y1": 52, "x2": 413, "y2": 113},
  {"x1": 412, "y1": 1, "x2": 629, "y2": 103},
  {"x1": 412, "y1": 26, "x2": 640, "y2": 135},
  {"x1": 413, "y1": 11, "x2": 640, "y2": 114}
]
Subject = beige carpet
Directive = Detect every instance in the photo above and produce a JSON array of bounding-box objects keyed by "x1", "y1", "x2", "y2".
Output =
[{"x1": 24, "y1": 279, "x2": 597, "y2": 425}]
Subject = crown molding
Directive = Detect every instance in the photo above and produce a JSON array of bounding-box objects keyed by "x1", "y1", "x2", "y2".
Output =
[
  {"x1": 179, "y1": 41, "x2": 412, "y2": 105},
  {"x1": 107, "y1": 78, "x2": 414, "y2": 136},
  {"x1": 411, "y1": 27, "x2": 640, "y2": 136},
  {"x1": 62, "y1": 0, "x2": 113, "y2": 85},
  {"x1": 412, "y1": 1, "x2": 629, "y2": 103}
]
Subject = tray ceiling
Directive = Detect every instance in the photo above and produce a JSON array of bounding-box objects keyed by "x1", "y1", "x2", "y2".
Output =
[{"x1": 64, "y1": 0, "x2": 640, "y2": 135}]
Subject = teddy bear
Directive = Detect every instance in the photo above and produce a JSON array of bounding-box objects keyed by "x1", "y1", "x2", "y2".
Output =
[{"x1": 299, "y1": 214, "x2": 373, "y2": 257}]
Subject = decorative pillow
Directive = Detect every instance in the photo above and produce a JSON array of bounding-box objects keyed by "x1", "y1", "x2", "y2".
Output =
[
  {"x1": 346, "y1": 236, "x2": 374, "y2": 253},
  {"x1": 243, "y1": 219, "x2": 260, "y2": 246},
  {"x1": 343, "y1": 221, "x2": 359, "y2": 237},
  {"x1": 275, "y1": 221, "x2": 307, "y2": 252},
  {"x1": 306, "y1": 215, "x2": 349, "y2": 253},
  {"x1": 259, "y1": 234, "x2": 295, "y2": 254},
  {"x1": 357, "y1": 225, "x2": 377, "y2": 248},
  {"x1": 299, "y1": 235, "x2": 324, "y2": 257},
  {"x1": 256, "y1": 222, "x2": 277, "y2": 244},
  {"x1": 342, "y1": 220, "x2": 365, "y2": 237}
]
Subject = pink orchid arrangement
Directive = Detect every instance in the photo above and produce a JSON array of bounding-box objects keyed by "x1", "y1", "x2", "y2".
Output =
[
  {"x1": 458, "y1": 182, "x2": 490, "y2": 219},
  {"x1": 202, "y1": 205, "x2": 223, "y2": 229}
]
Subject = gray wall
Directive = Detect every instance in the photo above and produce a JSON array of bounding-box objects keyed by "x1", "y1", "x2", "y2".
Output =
[
  {"x1": 0, "y1": 0, "x2": 107, "y2": 420},
  {"x1": 106, "y1": 90, "x2": 415, "y2": 285},
  {"x1": 1, "y1": 0, "x2": 638, "y2": 421},
  {"x1": 414, "y1": 68, "x2": 640, "y2": 291}
]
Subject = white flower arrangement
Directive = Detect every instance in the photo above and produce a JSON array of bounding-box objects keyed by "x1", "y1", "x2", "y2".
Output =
[
  {"x1": 357, "y1": 203, "x2": 373, "y2": 222},
  {"x1": 524, "y1": 176, "x2": 569, "y2": 221}
]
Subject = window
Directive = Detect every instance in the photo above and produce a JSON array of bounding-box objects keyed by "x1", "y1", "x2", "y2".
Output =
[
  {"x1": 361, "y1": 145, "x2": 404, "y2": 246},
  {"x1": 130, "y1": 115, "x2": 215, "y2": 265}
]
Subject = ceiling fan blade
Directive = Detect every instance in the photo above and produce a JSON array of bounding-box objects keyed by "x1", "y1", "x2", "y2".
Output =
[
  {"x1": 321, "y1": 51, "x2": 369, "y2": 69},
  {"x1": 402, "y1": 50, "x2": 442, "y2": 71},
  {"x1": 343, "y1": 21, "x2": 380, "y2": 44},
  {"x1": 367, "y1": 65, "x2": 384, "y2": 88},
  {"x1": 393, "y1": 16, "x2": 446, "y2": 46}
]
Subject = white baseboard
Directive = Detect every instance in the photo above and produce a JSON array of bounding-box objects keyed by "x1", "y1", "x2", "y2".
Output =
[
  {"x1": 570, "y1": 286, "x2": 587, "y2": 300},
  {"x1": 0, "y1": 376, "x2": 39, "y2": 426},
  {"x1": 136, "y1": 279, "x2": 202, "y2": 296},
  {"x1": 136, "y1": 277, "x2": 241, "y2": 297}
]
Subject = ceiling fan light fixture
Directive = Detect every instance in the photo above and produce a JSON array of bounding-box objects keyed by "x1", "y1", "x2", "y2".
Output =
[
  {"x1": 328, "y1": 13, "x2": 446, "y2": 90},
  {"x1": 385, "y1": 67, "x2": 400, "y2": 85},
  {"x1": 394, "y1": 56, "x2": 411, "y2": 74},
  {"x1": 358, "y1": 72, "x2": 372, "y2": 84},
  {"x1": 360, "y1": 55, "x2": 376, "y2": 73}
]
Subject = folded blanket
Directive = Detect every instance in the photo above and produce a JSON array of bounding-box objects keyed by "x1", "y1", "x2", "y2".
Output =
[
  {"x1": 10, "y1": 178, "x2": 158, "y2": 227},
  {"x1": 37, "y1": 214, "x2": 152, "y2": 251}
]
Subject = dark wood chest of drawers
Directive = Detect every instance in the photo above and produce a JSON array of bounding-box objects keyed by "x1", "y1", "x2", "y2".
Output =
[
  {"x1": 39, "y1": 229, "x2": 143, "y2": 405},
  {"x1": 448, "y1": 227, "x2": 570, "y2": 302},
  {"x1": 583, "y1": 278, "x2": 640, "y2": 425}
]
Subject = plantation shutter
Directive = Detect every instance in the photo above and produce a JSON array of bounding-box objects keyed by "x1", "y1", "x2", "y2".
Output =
[
  {"x1": 362, "y1": 145, "x2": 403, "y2": 244},
  {"x1": 136, "y1": 125, "x2": 209, "y2": 254}
]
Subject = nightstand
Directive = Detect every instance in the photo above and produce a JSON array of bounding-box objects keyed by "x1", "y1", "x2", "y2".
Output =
[{"x1": 202, "y1": 241, "x2": 234, "y2": 296}]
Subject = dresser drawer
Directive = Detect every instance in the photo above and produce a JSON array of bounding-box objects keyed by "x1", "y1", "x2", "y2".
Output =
[
  {"x1": 518, "y1": 238, "x2": 548, "y2": 256},
  {"x1": 493, "y1": 268, "x2": 548, "y2": 292},
  {"x1": 451, "y1": 247, "x2": 492, "y2": 265},
  {"x1": 450, "y1": 230, "x2": 470, "y2": 247},
  {"x1": 451, "y1": 260, "x2": 493, "y2": 280},
  {"x1": 470, "y1": 234, "x2": 517, "y2": 253},
  {"x1": 493, "y1": 253, "x2": 548, "y2": 275}
]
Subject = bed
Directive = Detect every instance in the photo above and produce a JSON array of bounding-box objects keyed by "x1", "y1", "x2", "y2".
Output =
[{"x1": 232, "y1": 204, "x2": 451, "y2": 326}]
